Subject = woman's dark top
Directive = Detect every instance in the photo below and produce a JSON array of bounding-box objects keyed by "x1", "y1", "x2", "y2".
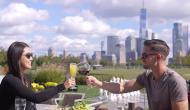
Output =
[{"x1": 0, "y1": 74, "x2": 65, "y2": 110}]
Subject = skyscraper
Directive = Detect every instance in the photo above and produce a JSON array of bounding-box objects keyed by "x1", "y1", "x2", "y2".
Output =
[
  {"x1": 101, "y1": 41, "x2": 104, "y2": 52},
  {"x1": 107, "y1": 35, "x2": 120, "y2": 55},
  {"x1": 125, "y1": 35, "x2": 138, "y2": 61},
  {"x1": 138, "y1": 0, "x2": 149, "y2": 58},
  {"x1": 115, "y1": 44, "x2": 126, "y2": 64},
  {"x1": 173, "y1": 22, "x2": 188, "y2": 58},
  {"x1": 139, "y1": 8, "x2": 147, "y2": 38},
  {"x1": 80, "y1": 53, "x2": 88, "y2": 63},
  {"x1": 92, "y1": 51, "x2": 102, "y2": 64},
  {"x1": 48, "y1": 47, "x2": 56, "y2": 57},
  {"x1": 183, "y1": 25, "x2": 189, "y2": 53},
  {"x1": 125, "y1": 35, "x2": 137, "y2": 53},
  {"x1": 139, "y1": 0, "x2": 147, "y2": 39},
  {"x1": 63, "y1": 49, "x2": 68, "y2": 59}
]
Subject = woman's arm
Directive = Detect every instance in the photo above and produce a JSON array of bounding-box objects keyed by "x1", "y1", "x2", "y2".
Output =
[{"x1": 5, "y1": 74, "x2": 65, "y2": 103}]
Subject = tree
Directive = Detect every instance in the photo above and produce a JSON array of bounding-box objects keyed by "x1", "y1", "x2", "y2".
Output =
[
  {"x1": 63, "y1": 56, "x2": 80, "y2": 64},
  {"x1": 183, "y1": 55, "x2": 190, "y2": 67},
  {"x1": 0, "y1": 48, "x2": 7, "y2": 66},
  {"x1": 134, "y1": 58, "x2": 142, "y2": 66},
  {"x1": 100, "y1": 59, "x2": 112, "y2": 66}
]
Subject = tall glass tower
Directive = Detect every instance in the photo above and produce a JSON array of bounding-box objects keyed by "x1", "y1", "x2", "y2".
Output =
[
  {"x1": 140, "y1": 8, "x2": 147, "y2": 31},
  {"x1": 173, "y1": 22, "x2": 186, "y2": 58},
  {"x1": 139, "y1": 0, "x2": 147, "y2": 39},
  {"x1": 138, "y1": 0, "x2": 148, "y2": 57},
  {"x1": 107, "y1": 36, "x2": 120, "y2": 55},
  {"x1": 183, "y1": 25, "x2": 189, "y2": 53}
]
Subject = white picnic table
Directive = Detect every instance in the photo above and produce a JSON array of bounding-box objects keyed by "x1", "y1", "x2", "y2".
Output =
[{"x1": 36, "y1": 104, "x2": 58, "y2": 110}]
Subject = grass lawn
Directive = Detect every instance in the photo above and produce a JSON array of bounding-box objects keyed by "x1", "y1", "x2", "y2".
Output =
[
  {"x1": 76, "y1": 67, "x2": 190, "y2": 98},
  {"x1": 174, "y1": 67, "x2": 190, "y2": 80},
  {"x1": 90, "y1": 67, "x2": 190, "y2": 80},
  {"x1": 77, "y1": 85, "x2": 99, "y2": 98}
]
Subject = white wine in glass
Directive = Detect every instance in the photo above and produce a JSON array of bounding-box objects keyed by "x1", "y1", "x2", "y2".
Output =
[
  {"x1": 70, "y1": 63, "x2": 77, "y2": 78},
  {"x1": 69, "y1": 63, "x2": 77, "y2": 91}
]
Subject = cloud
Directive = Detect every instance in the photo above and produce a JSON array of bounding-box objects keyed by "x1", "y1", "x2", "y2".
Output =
[
  {"x1": 89, "y1": 0, "x2": 190, "y2": 26},
  {"x1": 0, "y1": 35, "x2": 30, "y2": 49},
  {"x1": 56, "y1": 10, "x2": 111, "y2": 37},
  {"x1": 115, "y1": 28, "x2": 137, "y2": 40},
  {"x1": 0, "y1": 3, "x2": 49, "y2": 35},
  {"x1": 90, "y1": 0, "x2": 140, "y2": 18},
  {"x1": 43, "y1": 0, "x2": 79, "y2": 5},
  {"x1": 48, "y1": 35, "x2": 97, "y2": 55},
  {"x1": 30, "y1": 35, "x2": 49, "y2": 49},
  {"x1": 0, "y1": 3, "x2": 48, "y2": 26}
]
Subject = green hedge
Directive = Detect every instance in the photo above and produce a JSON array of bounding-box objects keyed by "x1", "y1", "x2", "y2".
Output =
[{"x1": 31, "y1": 68, "x2": 66, "y2": 84}]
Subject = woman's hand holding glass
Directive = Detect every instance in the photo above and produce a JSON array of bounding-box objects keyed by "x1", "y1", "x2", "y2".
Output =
[{"x1": 64, "y1": 78, "x2": 76, "y2": 89}]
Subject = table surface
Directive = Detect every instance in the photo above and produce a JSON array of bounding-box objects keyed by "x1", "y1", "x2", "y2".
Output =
[
  {"x1": 36, "y1": 104, "x2": 58, "y2": 110},
  {"x1": 36, "y1": 93, "x2": 148, "y2": 110},
  {"x1": 94, "y1": 94, "x2": 148, "y2": 110}
]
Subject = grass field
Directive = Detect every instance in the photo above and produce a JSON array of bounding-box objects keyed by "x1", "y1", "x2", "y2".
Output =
[
  {"x1": 77, "y1": 85, "x2": 99, "y2": 98},
  {"x1": 91, "y1": 67, "x2": 190, "y2": 80},
  {"x1": 174, "y1": 68, "x2": 190, "y2": 80},
  {"x1": 78, "y1": 67, "x2": 190, "y2": 98}
]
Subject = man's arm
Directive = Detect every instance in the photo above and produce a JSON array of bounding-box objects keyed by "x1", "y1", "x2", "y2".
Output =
[
  {"x1": 171, "y1": 100, "x2": 188, "y2": 110},
  {"x1": 86, "y1": 76, "x2": 143, "y2": 93},
  {"x1": 123, "y1": 79, "x2": 143, "y2": 92},
  {"x1": 102, "y1": 79, "x2": 143, "y2": 93}
]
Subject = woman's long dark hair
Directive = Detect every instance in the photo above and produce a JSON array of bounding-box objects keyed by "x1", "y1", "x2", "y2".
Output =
[{"x1": 7, "y1": 41, "x2": 29, "y2": 79}]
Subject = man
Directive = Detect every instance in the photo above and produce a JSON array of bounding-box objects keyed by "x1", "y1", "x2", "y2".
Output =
[{"x1": 86, "y1": 39, "x2": 188, "y2": 110}]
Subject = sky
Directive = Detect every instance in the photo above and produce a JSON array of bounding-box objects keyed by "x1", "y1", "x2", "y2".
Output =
[{"x1": 0, "y1": 0, "x2": 190, "y2": 57}]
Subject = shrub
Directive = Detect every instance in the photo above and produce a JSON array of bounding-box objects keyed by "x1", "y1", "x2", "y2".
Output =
[{"x1": 33, "y1": 68, "x2": 66, "y2": 84}]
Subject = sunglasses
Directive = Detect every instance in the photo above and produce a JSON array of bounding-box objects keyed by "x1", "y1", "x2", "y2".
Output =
[
  {"x1": 141, "y1": 53, "x2": 157, "y2": 59},
  {"x1": 24, "y1": 53, "x2": 33, "y2": 59}
]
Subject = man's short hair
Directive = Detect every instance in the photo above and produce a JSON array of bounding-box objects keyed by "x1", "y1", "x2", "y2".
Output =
[{"x1": 144, "y1": 39, "x2": 170, "y2": 59}]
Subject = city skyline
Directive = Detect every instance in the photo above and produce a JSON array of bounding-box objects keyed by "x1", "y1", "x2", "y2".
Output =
[{"x1": 0, "y1": 0, "x2": 190, "y2": 57}]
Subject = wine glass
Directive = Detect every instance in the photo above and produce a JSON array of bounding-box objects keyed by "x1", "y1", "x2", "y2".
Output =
[
  {"x1": 77, "y1": 62, "x2": 91, "y2": 76},
  {"x1": 69, "y1": 63, "x2": 78, "y2": 91},
  {"x1": 77, "y1": 62, "x2": 92, "y2": 89}
]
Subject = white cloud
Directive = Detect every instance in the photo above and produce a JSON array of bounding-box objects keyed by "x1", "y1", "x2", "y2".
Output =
[
  {"x1": 57, "y1": 10, "x2": 111, "y2": 37},
  {"x1": 52, "y1": 35, "x2": 92, "y2": 51},
  {"x1": 0, "y1": 35, "x2": 30, "y2": 49},
  {"x1": 115, "y1": 28, "x2": 137, "y2": 40},
  {"x1": 29, "y1": 34, "x2": 100, "y2": 56},
  {"x1": 28, "y1": 35, "x2": 48, "y2": 55},
  {"x1": 0, "y1": 3, "x2": 48, "y2": 26},
  {"x1": 30, "y1": 35, "x2": 49, "y2": 49},
  {"x1": 43, "y1": 0, "x2": 79, "y2": 5},
  {"x1": 0, "y1": 3, "x2": 50, "y2": 36},
  {"x1": 52, "y1": 35, "x2": 73, "y2": 48},
  {"x1": 89, "y1": 0, "x2": 190, "y2": 26}
]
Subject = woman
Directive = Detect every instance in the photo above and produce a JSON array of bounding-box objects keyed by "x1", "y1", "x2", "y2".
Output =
[{"x1": 0, "y1": 41, "x2": 75, "y2": 110}]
